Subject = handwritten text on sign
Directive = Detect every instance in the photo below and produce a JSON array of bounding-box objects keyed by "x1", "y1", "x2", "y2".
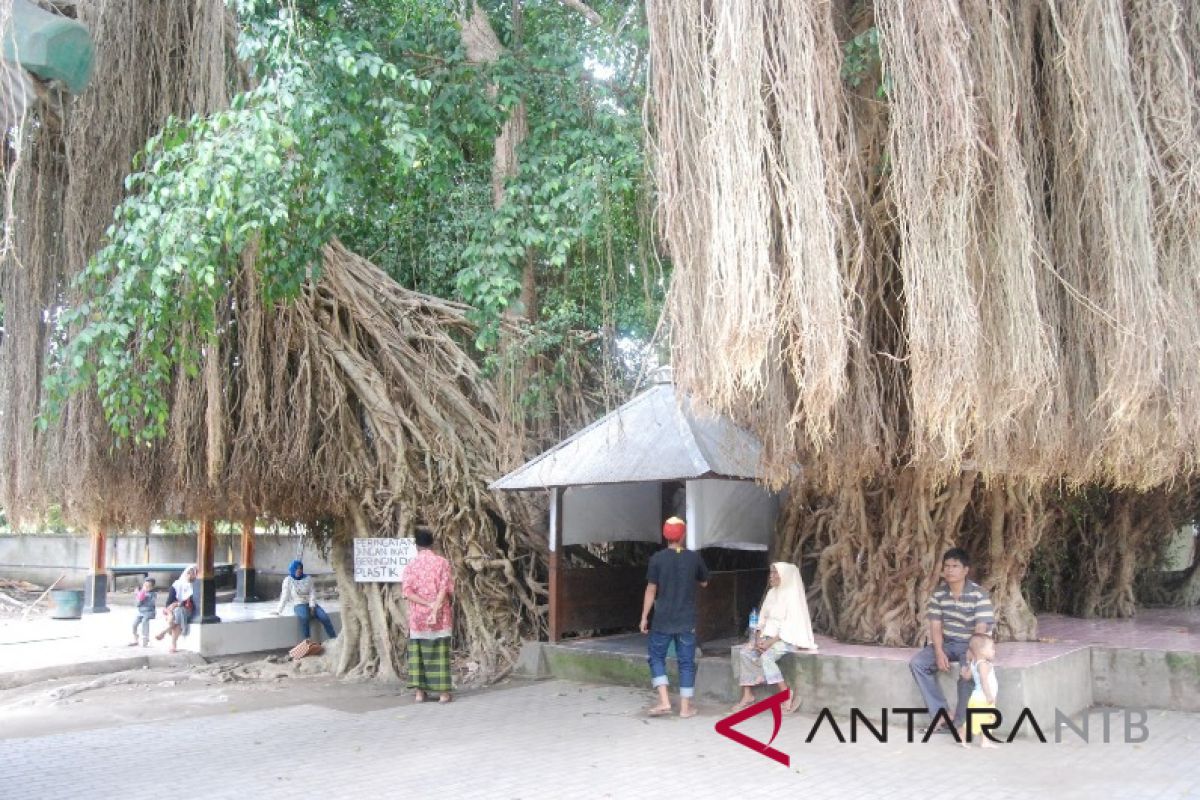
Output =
[{"x1": 353, "y1": 537, "x2": 416, "y2": 582}]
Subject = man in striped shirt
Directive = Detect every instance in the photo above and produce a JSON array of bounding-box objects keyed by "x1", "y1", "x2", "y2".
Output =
[{"x1": 909, "y1": 548, "x2": 995, "y2": 734}]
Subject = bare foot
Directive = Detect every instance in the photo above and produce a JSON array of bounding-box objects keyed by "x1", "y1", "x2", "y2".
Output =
[
  {"x1": 438, "y1": 693, "x2": 452, "y2": 704},
  {"x1": 980, "y1": 739, "x2": 998, "y2": 749},
  {"x1": 168, "y1": 647, "x2": 177, "y2": 654},
  {"x1": 413, "y1": 690, "x2": 426, "y2": 703},
  {"x1": 646, "y1": 705, "x2": 672, "y2": 717}
]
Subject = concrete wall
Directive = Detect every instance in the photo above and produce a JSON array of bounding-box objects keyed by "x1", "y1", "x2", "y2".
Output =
[
  {"x1": 0, "y1": 534, "x2": 333, "y2": 597},
  {"x1": 538, "y1": 645, "x2": 738, "y2": 703},
  {"x1": 526, "y1": 641, "x2": 1104, "y2": 739},
  {"x1": 181, "y1": 609, "x2": 343, "y2": 658},
  {"x1": 1004, "y1": 647, "x2": 1094, "y2": 734},
  {"x1": 1091, "y1": 647, "x2": 1200, "y2": 713}
]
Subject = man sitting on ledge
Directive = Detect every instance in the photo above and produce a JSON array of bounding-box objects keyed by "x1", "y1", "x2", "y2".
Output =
[{"x1": 909, "y1": 547, "x2": 995, "y2": 735}]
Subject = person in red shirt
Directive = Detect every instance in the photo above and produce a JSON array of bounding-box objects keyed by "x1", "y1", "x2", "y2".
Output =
[{"x1": 403, "y1": 530, "x2": 455, "y2": 703}]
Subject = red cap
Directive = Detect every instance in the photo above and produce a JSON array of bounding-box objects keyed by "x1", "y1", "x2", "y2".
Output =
[{"x1": 663, "y1": 517, "x2": 686, "y2": 542}]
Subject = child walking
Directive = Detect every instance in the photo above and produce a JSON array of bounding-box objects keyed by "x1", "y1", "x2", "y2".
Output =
[
  {"x1": 130, "y1": 578, "x2": 157, "y2": 647},
  {"x1": 960, "y1": 632, "x2": 999, "y2": 747}
]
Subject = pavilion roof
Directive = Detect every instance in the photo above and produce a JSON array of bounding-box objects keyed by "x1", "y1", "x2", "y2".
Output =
[{"x1": 490, "y1": 379, "x2": 767, "y2": 490}]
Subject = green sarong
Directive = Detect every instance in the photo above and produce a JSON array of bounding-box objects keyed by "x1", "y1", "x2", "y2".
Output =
[{"x1": 407, "y1": 637, "x2": 452, "y2": 692}]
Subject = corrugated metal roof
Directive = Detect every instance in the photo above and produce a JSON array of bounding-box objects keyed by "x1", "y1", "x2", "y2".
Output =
[{"x1": 489, "y1": 382, "x2": 766, "y2": 490}]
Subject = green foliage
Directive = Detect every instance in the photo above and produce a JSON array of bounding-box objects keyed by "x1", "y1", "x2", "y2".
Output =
[
  {"x1": 455, "y1": 2, "x2": 657, "y2": 349},
  {"x1": 43, "y1": 3, "x2": 427, "y2": 441},
  {"x1": 842, "y1": 26, "x2": 888, "y2": 98},
  {"x1": 44, "y1": 0, "x2": 662, "y2": 442}
]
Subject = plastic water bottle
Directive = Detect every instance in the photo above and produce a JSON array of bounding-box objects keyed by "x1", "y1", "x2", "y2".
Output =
[{"x1": 747, "y1": 607, "x2": 760, "y2": 663}]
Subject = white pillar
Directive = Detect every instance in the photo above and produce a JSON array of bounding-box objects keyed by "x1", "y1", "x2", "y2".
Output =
[{"x1": 685, "y1": 480, "x2": 699, "y2": 550}]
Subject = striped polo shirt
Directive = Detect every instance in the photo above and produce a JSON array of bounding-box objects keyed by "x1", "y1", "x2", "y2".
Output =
[{"x1": 927, "y1": 580, "x2": 995, "y2": 641}]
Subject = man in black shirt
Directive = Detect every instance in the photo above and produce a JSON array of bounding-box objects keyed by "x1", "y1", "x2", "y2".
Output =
[{"x1": 639, "y1": 516, "x2": 710, "y2": 718}]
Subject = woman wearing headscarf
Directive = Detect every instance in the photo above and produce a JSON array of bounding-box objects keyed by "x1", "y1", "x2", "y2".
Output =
[
  {"x1": 154, "y1": 564, "x2": 196, "y2": 653},
  {"x1": 730, "y1": 561, "x2": 818, "y2": 713},
  {"x1": 273, "y1": 560, "x2": 337, "y2": 641}
]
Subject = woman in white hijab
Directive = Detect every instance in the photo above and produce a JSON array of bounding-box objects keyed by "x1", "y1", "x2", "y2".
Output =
[
  {"x1": 730, "y1": 562, "x2": 817, "y2": 713},
  {"x1": 154, "y1": 565, "x2": 196, "y2": 653}
]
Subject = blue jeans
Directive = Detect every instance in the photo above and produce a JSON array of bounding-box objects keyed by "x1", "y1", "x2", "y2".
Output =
[
  {"x1": 909, "y1": 639, "x2": 973, "y2": 726},
  {"x1": 647, "y1": 630, "x2": 697, "y2": 698},
  {"x1": 295, "y1": 604, "x2": 336, "y2": 640},
  {"x1": 132, "y1": 612, "x2": 154, "y2": 640}
]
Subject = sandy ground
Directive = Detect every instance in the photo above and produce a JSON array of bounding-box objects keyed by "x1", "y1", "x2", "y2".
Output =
[{"x1": 0, "y1": 653, "x2": 423, "y2": 739}]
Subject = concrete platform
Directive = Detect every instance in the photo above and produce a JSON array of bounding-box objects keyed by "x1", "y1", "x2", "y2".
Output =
[
  {"x1": 516, "y1": 607, "x2": 1200, "y2": 735},
  {"x1": 0, "y1": 600, "x2": 340, "y2": 689},
  {"x1": 176, "y1": 601, "x2": 341, "y2": 658}
]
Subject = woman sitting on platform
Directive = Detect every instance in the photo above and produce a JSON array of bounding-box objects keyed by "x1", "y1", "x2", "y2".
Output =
[
  {"x1": 274, "y1": 560, "x2": 337, "y2": 642},
  {"x1": 730, "y1": 561, "x2": 818, "y2": 713},
  {"x1": 155, "y1": 565, "x2": 196, "y2": 654}
]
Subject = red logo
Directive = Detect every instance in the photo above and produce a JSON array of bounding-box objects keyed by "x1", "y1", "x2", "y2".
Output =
[{"x1": 713, "y1": 689, "x2": 791, "y2": 767}]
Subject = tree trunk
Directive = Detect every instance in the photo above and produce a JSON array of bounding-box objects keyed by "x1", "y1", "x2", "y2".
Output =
[
  {"x1": 461, "y1": 1, "x2": 536, "y2": 321},
  {"x1": 776, "y1": 469, "x2": 1055, "y2": 644}
]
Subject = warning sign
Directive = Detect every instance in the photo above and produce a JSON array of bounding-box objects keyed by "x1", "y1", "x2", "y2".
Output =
[{"x1": 352, "y1": 537, "x2": 416, "y2": 582}]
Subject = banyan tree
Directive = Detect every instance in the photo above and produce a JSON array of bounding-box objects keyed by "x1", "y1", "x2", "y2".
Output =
[
  {"x1": 649, "y1": 0, "x2": 1200, "y2": 643},
  {"x1": 0, "y1": 0, "x2": 646, "y2": 680}
]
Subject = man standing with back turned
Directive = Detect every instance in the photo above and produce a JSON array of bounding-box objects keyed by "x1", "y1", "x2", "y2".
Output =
[
  {"x1": 909, "y1": 547, "x2": 995, "y2": 735},
  {"x1": 640, "y1": 516, "x2": 709, "y2": 718}
]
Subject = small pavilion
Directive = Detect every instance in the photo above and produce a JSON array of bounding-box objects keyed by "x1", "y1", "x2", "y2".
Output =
[{"x1": 491, "y1": 371, "x2": 780, "y2": 642}]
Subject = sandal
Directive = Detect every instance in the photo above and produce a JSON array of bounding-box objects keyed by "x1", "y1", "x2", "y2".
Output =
[{"x1": 647, "y1": 706, "x2": 672, "y2": 717}]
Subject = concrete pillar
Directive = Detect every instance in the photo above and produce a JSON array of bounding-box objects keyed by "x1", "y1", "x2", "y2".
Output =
[
  {"x1": 549, "y1": 487, "x2": 562, "y2": 642},
  {"x1": 84, "y1": 522, "x2": 109, "y2": 613},
  {"x1": 195, "y1": 517, "x2": 221, "y2": 623},
  {"x1": 235, "y1": 517, "x2": 259, "y2": 602}
]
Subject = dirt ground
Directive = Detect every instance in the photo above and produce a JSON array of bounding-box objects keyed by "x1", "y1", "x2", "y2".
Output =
[{"x1": 0, "y1": 653, "x2": 421, "y2": 740}]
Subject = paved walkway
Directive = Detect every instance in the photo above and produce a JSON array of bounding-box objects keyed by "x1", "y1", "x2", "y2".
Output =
[
  {"x1": 0, "y1": 608, "x2": 202, "y2": 688},
  {"x1": 0, "y1": 678, "x2": 1195, "y2": 799}
]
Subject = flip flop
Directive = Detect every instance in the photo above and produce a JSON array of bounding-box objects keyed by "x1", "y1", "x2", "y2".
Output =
[
  {"x1": 679, "y1": 708, "x2": 698, "y2": 719},
  {"x1": 727, "y1": 701, "x2": 754, "y2": 714},
  {"x1": 785, "y1": 696, "x2": 803, "y2": 714},
  {"x1": 646, "y1": 706, "x2": 672, "y2": 717}
]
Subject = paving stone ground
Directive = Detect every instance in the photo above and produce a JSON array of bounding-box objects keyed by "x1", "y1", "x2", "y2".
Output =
[{"x1": 1, "y1": 677, "x2": 1197, "y2": 799}]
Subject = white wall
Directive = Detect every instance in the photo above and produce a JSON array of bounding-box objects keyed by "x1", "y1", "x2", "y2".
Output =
[{"x1": 0, "y1": 534, "x2": 333, "y2": 595}]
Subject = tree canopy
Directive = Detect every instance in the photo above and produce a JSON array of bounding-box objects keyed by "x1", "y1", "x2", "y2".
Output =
[{"x1": 39, "y1": 0, "x2": 657, "y2": 445}]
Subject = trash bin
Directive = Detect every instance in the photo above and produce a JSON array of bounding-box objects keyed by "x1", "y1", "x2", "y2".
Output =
[{"x1": 50, "y1": 589, "x2": 84, "y2": 619}]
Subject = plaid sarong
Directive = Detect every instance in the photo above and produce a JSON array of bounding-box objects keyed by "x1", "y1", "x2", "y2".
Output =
[{"x1": 407, "y1": 636, "x2": 452, "y2": 692}]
